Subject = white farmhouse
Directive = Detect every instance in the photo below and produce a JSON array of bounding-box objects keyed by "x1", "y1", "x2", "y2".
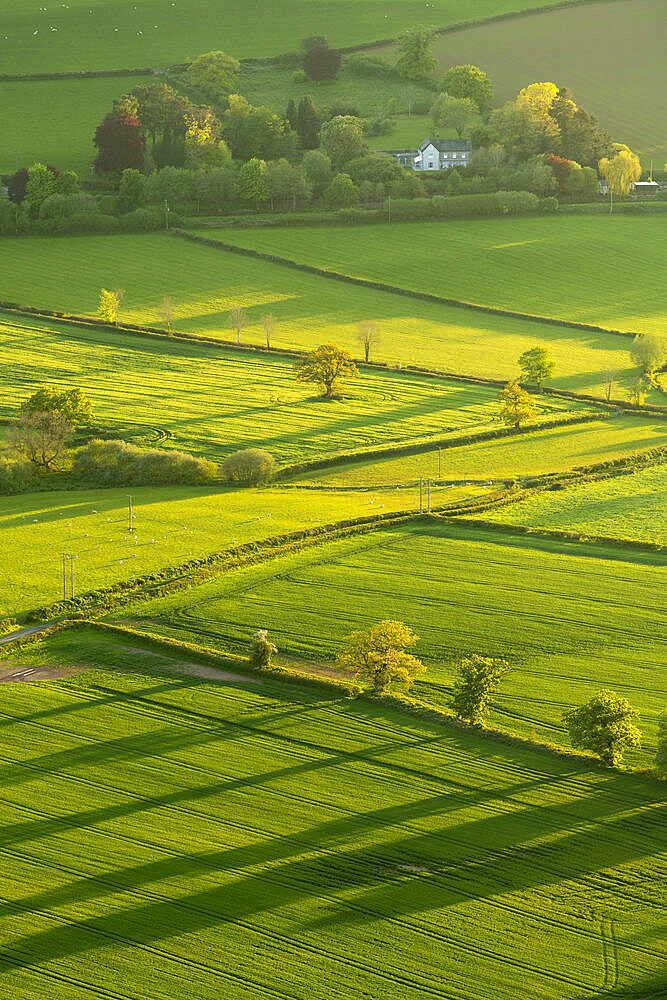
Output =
[{"x1": 393, "y1": 137, "x2": 472, "y2": 172}]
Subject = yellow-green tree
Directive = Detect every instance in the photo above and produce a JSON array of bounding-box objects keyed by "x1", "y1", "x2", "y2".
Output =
[
  {"x1": 451, "y1": 655, "x2": 509, "y2": 725},
  {"x1": 337, "y1": 620, "x2": 425, "y2": 694},
  {"x1": 563, "y1": 689, "x2": 641, "y2": 766},
  {"x1": 497, "y1": 382, "x2": 536, "y2": 429},
  {"x1": 98, "y1": 288, "x2": 124, "y2": 325},
  {"x1": 599, "y1": 147, "x2": 641, "y2": 213},
  {"x1": 294, "y1": 343, "x2": 358, "y2": 398}
]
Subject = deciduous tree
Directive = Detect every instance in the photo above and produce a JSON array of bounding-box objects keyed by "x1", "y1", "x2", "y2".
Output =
[
  {"x1": 237, "y1": 157, "x2": 269, "y2": 207},
  {"x1": 9, "y1": 411, "x2": 71, "y2": 470},
  {"x1": 249, "y1": 630, "x2": 278, "y2": 669},
  {"x1": 599, "y1": 147, "x2": 641, "y2": 205},
  {"x1": 655, "y1": 712, "x2": 667, "y2": 776},
  {"x1": 356, "y1": 320, "x2": 380, "y2": 362},
  {"x1": 497, "y1": 382, "x2": 536, "y2": 428},
  {"x1": 94, "y1": 113, "x2": 146, "y2": 174},
  {"x1": 631, "y1": 333, "x2": 667, "y2": 376},
  {"x1": 294, "y1": 343, "x2": 358, "y2": 398},
  {"x1": 320, "y1": 115, "x2": 365, "y2": 166},
  {"x1": 451, "y1": 655, "x2": 509, "y2": 725},
  {"x1": 261, "y1": 313, "x2": 276, "y2": 349},
  {"x1": 337, "y1": 620, "x2": 425, "y2": 693},
  {"x1": 187, "y1": 50, "x2": 240, "y2": 103},
  {"x1": 395, "y1": 25, "x2": 437, "y2": 80},
  {"x1": 19, "y1": 387, "x2": 92, "y2": 426},
  {"x1": 228, "y1": 305, "x2": 248, "y2": 345},
  {"x1": 159, "y1": 296, "x2": 175, "y2": 333},
  {"x1": 98, "y1": 288, "x2": 125, "y2": 325},
  {"x1": 439, "y1": 64, "x2": 493, "y2": 113},
  {"x1": 430, "y1": 92, "x2": 480, "y2": 138},
  {"x1": 518, "y1": 346, "x2": 554, "y2": 386},
  {"x1": 324, "y1": 172, "x2": 359, "y2": 207},
  {"x1": 302, "y1": 44, "x2": 341, "y2": 82},
  {"x1": 563, "y1": 690, "x2": 641, "y2": 765}
]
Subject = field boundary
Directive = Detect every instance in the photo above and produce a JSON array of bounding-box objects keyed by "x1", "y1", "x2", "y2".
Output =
[
  {"x1": 173, "y1": 229, "x2": 641, "y2": 342},
  {"x1": 442, "y1": 515, "x2": 667, "y2": 554}
]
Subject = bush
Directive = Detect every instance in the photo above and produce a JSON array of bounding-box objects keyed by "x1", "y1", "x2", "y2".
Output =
[
  {"x1": 0, "y1": 457, "x2": 38, "y2": 494},
  {"x1": 118, "y1": 207, "x2": 163, "y2": 232},
  {"x1": 66, "y1": 212, "x2": 120, "y2": 234},
  {"x1": 73, "y1": 439, "x2": 217, "y2": 485},
  {"x1": 345, "y1": 53, "x2": 393, "y2": 77},
  {"x1": 497, "y1": 190, "x2": 539, "y2": 215},
  {"x1": 292, "y1": 69, "x2": 308, "y2": 83},
  {"x1": 249, "y1": 629, "x2": 277, "y2": 669},
  {"x1": 222, "y1": 448, "x2": 276, "y2": 484},
  {"x1": 540, "y1": 196, "x2": 559, "y2": 213}
]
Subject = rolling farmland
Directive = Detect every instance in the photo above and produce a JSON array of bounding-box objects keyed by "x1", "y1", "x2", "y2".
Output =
[
  {"x1": 124, "y1": 520, "x2": 667, "y2": 761},
  {"x1": 484, "y1": 462, "x2": 667, "y2": 543},
  {"x1": 289, "y1": 415, "x2": 667, "y2": 485},
  {"x1": 216, "y1": 216, "x2": 667, "y2": 337},
  {"x1": 0, "y1": 630, "x2": 665, "y2": 998},
  {"x1": 0, "y1": 235, "x2": 651, "y2": 400}
]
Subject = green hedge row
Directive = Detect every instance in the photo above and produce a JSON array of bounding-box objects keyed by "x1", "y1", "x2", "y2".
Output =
[
  {"x1": 446, "y1": 516, "x2": 666, "y2": 553},
  {"x1": 0, "y1": 67, "x2": 154, "y2": 82},
  {"x1": 173, "y1": 230, "x2": 639, "y2": 342}
]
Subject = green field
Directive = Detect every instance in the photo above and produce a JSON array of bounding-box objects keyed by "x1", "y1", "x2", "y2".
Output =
[
  {"x1": 0, "y1": 74, "x2": 149, "y2": 178},
  {"x1": 1, "y1": 312, "x2": 550, "y2": 464},
  {"x1": 0, "y1": 632, "x2": 665, "y2": 998},
  {"x1": 216, "y1": 216, "x2": 667, "y2": 337},
  {"x1": 0, "y1": 234, "x2": 653, "y2": 400},
  {"x1": 0, "y1": 481, "x2": 485, "y2": 619},
  {"x1": 485, "y1": 462, "x2": 667, "y2": 543},
  {"x1": 290, "y1": 416, "x2": 667, "y2": 485},
  {"x1": 124, "y1": 520, "x2": 667, "y2": 762},
  {"x1": 0, "y1": 0, "x2": 573, "y2": 73}
]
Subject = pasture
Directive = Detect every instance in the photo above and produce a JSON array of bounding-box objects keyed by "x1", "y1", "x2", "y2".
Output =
[
  {"x1": 289, "y1": 416, "x2": 667, "y2": 485},
  {"x1": 126, "y1": 520, "x2": 667, "y2": 762},
  {"x1": 485, "y1": 462, "x2": 667, "y2": 544},
  {"x1": 0, "y1": 631, "x2": 665, "y2": 998},
  {"x1": 0, "y1": 481, "x2": 485, "y2": 619},
  {"x1": 0, "y1": 0, "x2": 572, "y2": 73},
  {"x1": 0, "y1": 74, "x2": 149, "y2": 178},
  {"x1": 0, "y1": 312, "x2": 541, "y2": 464},
  {"x1": 217, "y1": 216, "x2": 667, "y2": 337},
  {"x1": 0, "y1": 234, "x2": 652, "y2": 400}
]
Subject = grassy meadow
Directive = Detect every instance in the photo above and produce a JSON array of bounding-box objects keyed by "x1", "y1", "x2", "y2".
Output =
[
  {"x1": 124, "y1": 520, "x2": 667, "y2": 762},
  {"x1": 0, "y1": 234, "x2": 652, "y2": 400},
  {"x1": 0, "y1": 632, "x2": 665, "y2": 998},
  {"x1": 0, "y1": 74, "x2": 149, "y2": 178},
  {"x1": 0, "y1": 0, "x2": 573, "y2": 73},
  {"x1": 0, "y1": 481, "x2": 486, "y2": 619},
  {"x1": 485, "y1": 462, "x2": 667, "y2": 543},
  {"x1": 217, "y1": 216, "x2": 667, "y2": 337},
  {"x1": 289, "y1": 416, "x2": 667, "y2": 485},
  {"x1": 0, "y1": 313, "x2": 547, "y2": 465}
]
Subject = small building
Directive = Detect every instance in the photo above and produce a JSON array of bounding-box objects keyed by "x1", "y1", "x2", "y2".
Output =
[
  {"x1": 632, "y1": 180, "x2": 660, "y2": 196},
  {"x1": 389, "y1": 137, "x2": 472, "y2": 172}
]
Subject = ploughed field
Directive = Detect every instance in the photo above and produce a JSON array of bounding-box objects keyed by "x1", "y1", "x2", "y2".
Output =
[
  {"x1": 0, "y1": 630, "x2": 665, "y2": 999},
  {"x1": 214, "y1": 216, "x2": 667, "y2": 337},
  {"x1": 0, "y1": 234, "x2": 653, "y2": 401},
  {"x1": 122, "y1": 520, "x2": 667, "y2": 764}
]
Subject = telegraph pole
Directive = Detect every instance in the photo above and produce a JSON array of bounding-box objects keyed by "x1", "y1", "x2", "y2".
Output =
[
  {"x1": 438, "y1": 447, "x2": 441, "y2": 478},
  {"x1": 427, "y1": 479, "x2": 431, "y2": 512},
  {"x1": 165, "y1": 199, "x2": 170, "y2": 230},
  {"x1": 419, "y1": 478, "x2": 423, "y2": 513},
  {"x1": 128, "y1": 495, "x2": 135, "y2": 531},
  {"x1": 62, "y1": 553, "x2": 76, "y2": 599},
  {"x1": 387, "y1": 195, "x2": 391, "y2": 224}
]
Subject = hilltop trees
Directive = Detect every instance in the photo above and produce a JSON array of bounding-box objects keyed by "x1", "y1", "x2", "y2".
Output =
[
  {"x1": 564, "y1": 690, "x2": 641, "y2": 765},
  {"x1": 294, "y1": 343, "x2": 358, "y2": 398},
  {"x1": 497, "y1": 382, "x2": 536, "y2": 429},
  {"x1": 337, "y1": 620, "x2": 425, "y2": 693}
]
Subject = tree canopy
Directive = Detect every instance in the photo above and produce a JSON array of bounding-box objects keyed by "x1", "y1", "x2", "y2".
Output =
[
  {"x1": 337, "y1": 620, "x2": 425, "y2": 693},
  {"x1": 451, "y1": 655, "x2": 509, "y2": 725},
  {"x1": 395, "y1": 25, "x2": 437, "y2": 80},
  {"x1": 497, "y1": 382, "x2": 536, "y2": 429},
  {"x1": 187, "y1": 50, "x2": 240, "y2": 103},
  {"x1": 19, "y1": 387, "x2": 93, "y2": 426},
  {"x1": 439, "y1": 64, "x2": 493, "y2": 112},
  {"x1": 518, "y1": 346, "x2": 555, "y2": 386},
  {"x1": 294, "y1": 343, "x2": 358, "y2": 398},
  {"x1": 563, "y1": 690, "x2": 641, "y2": 766}
]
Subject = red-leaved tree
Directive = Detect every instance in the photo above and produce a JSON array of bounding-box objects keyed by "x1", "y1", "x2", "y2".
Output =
[
  {"x1": 94, "y1": 113, "x2": 146, "y2": 174},
  {"x1": 544, "y1": 154, "x2": 571, "y2": 193}
]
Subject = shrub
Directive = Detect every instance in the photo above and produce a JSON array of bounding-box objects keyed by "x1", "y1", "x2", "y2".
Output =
[
  {"x1": 497, "y1": 190, "x2": 539, "y2": 215},
  {"x1": 345, "y1": 53, "x2": 393, "y2": 77},
  {"x1": 73, "y1": 439, "x2": 217, "y2": 485},
  {"x1": 118, "y1": 207, "x2": 163, "y2": 232},
  {"x1": 249, "y1": 629, "x2": 277, "y2": 669},
  {"x1": 222, "y1": 448, "x2": 276, "y2": 484},
  {"x1": 66, "y1": 212, "x2": 120, "y2": 234},
  {"x1": 0, "y1": 457, "x2": 39, "y2": 494},
  {"x1": 292, "y1": 69, "x2": 308, "y2": 83},
  {"x1": 540, "y1": 196, "x2": 559, "y2": 213}
]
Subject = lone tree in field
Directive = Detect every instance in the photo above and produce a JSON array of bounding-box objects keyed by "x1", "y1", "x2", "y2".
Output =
[
  {"x1": 395, "y1": 25, "x2": 437, "y2": 80},
  {"x1": 159, "y1": 295, "x2": 175, "y2": 334},
  {"x1": 563, "y1": 690, "x2": 641, "y2": 766},
  {"x1": 602, "y1": 369, "x2": 616, "y2": 402},
  {"x1": 249, "y1": 629, "x2": 278, "y2": 669},
  {"x1": 9, "y1": 411, "x2": 71, "y2": 470},
  {"x1": 302, "y1": 44, "x2": 342, "y2": 82},
  {"x1": 517, "y1": 346, "x2": 555, "y2": 387},
  {"x1": 98, "y1": 288, "x2": 125, "y2": 326},
  {"x1": 631, "y1": 333, "x2": 667, "y2": 378},
  {"x1": 356, "y1": 321, "x2": 381, "y2": 363},
  {"x1": 337, "y1": 620, "x2": 425, "y2": 694},
  {"x1": 497, "y1": 382, "x2": 536, "y2": 429},
  {"x1": 450, "y1": 655, "x2": 509, "y2": 726},
  {"x1": 228, "y1": 306, "x2": 248, "y2": 345},
  {"x1": 294, "y1": 343, "x2": 358, "y2": 398},
  {"x1": 19, "y1": 387, "x2": 93, "y2": 426},
  {"x1": 261, "y1": 313, "x2": 276, "y2": 349}
]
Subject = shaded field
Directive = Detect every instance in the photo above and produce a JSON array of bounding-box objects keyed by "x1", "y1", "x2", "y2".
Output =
[
  {"x1": 0, "y1": 312, "x2": 554, "y2": 464},
  {"x1": 0, "y1": 0, "x2": 575, "y2": 73},
  {"x1": 126, "y1": 521, "x2": 667, "y2": 762},
  {"x1": 0, "y1": 74, "x2": 148, "y2": 177},
  {"x1": 216, "y1": 216, "x2": 667, "y2": 337},
  {"x1": 0, "y1": 632, "x2": 665, "y2": 998},
  {"x1": 290, "y1": 416, "x2": 667, "y2": 485},
  {"x1": 0, "y1": 481, "x2": 485, "y2": 619},
  {"x1": 485, "y1": 462, "x2": 667, "y2": 543},
  {"x1": 0, "y1": 234, "x2": 653, "y2": 400}
]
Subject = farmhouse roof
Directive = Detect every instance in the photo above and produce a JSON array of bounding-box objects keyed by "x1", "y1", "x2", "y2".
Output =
[{"x1": 418, "y1": 137, "x2": 472, "y2": 152}]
